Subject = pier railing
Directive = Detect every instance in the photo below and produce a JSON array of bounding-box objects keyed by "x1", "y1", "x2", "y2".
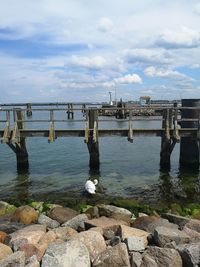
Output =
[{"x1": 0, "y1": 103, "x2": 199, "y2": 172}]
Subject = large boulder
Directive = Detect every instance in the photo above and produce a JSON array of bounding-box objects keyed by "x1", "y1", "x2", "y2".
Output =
[
  {"x1": 0, "y1": 251, "x2": 25, "y2": 267},
  {"x1": 154, "y1": 226, "x2": 190, "y2": 247},
  {"x1": 97, "y1": 204, "x2": 132, "y2": 223},
  {"x1": 52, "y1": 226, "x2": 77, "y2": 241},
  {"x1": 130, "y1": 252, "x2": 143, "y2": 267},
  {"x1": 125, "y1": 236, "x2": 147, "y2": 252},
  {"x1": 142, "y1": 246, "x2": 182, "y2": 267},
  {"x1": 85, "y1": 216, "x2": 128, "y2": 231},
  {"x1": 41, "y1": 240, "x2": 90, "y2": 267},
  {"x1": 11, "y1": 206, "x2": 38, "y2": 225},
  {"x1": 177, "y1": 242, "x2": 200, "y2": 267},
  {"x1": 184, "y1": 219, "x2": 200, "y2": 233},
  {"x1": 47, "y1": 207, "x2": 78, "y2": 224},
  {"x1": 0, "y1": 243, "x2": 13, "y2": 260},
  {"x1": 93, "y1": 243, "x2": 130, "y2": 267},
  {"x1": 131, "y1": 216, "x2": 178, "y2": 233},
  {"x1": 62, "y1": 214, "x2": 88, "y2": 231},
  {"x1": 9, "y1": 224, "x2": 46, "y2": 250},
  {"x1": 118, "y1": 225, "x2": 149, "y2": 245},
  {"x1": 71, "y1": 229, "x2": 106, "y2": 262},
  {"x1": 38, "y1": 214, "x2": 60, "y2": 229},
  {"x1": 162, "y1": 213, "x2": 190, "y2": 229}
]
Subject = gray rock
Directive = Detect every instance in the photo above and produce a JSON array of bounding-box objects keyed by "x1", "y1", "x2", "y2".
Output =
[
  {"x1": 0, "y1": 251, "x2": 25, "y2": 267},
  {"x1": 125, "y1": 236, "x2": 147, "y2": 252},
  {"x1": 38, "y1": 214, "x2": 60, "y2": 229},
  {"x1": 184, "y1": 219, "x2": 200, "y2": 233},
  {"x1": 162, "y1": 213, "x2": 190, "y2": 229},
  {"x1": 130, "y1": 252, "x2": 143, "y2": 267},
  {"x1": 97, "y1": 204, "x2": 132, "y2": 223},
  {"x1": 143, "y1": 246, "x2": 182, "y2": 267},
  {"x1": 41, "y1": 240, "x2": 90, "y2": 267},
  {"x1": 62, "y1": 214, "x2": 88, "y2": 231},
  {"x1": 110, "y1": 236, "x2": 121, "y2": 246},
  {"x1": 141, "y1": 254, "x2": 158, "y2": 267},
  {"x1": 93, "y1": 243, "x2": 130, "y2": 267},
  {"x1": 25, "y1": 255, "x2": 40, "y2": 267},
  {"x1": 177, "y1": 242, "x2": 200, "y2": 267},
  {"x1": 154, "y1": 226, "x2": 190, "y2": 247},
  {"x1": 103, "y1": 229, "x2": 115, "y2": 240}
]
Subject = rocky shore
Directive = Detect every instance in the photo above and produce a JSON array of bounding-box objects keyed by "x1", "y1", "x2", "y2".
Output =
[{"x1": 0, "y1": 200, "x2": 200, "y2": 267}]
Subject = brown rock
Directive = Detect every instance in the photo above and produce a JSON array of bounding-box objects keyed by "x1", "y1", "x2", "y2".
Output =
[
  {"x1": 71, "y1": 229, "x2": 106, "y2": 262},
  {"x1": 19, "y1": 243, "x2": 40, "y2": 261},
  {"x1": 85, "y1": 216, "x2": 128, "y2": 232},
  {"x1": 183, "y1": 225, "x2": 200, "y2": 240},
  {"x1": 36, "y1": 230, "x2": 56, "y2": 261},
  {"x1": 47, "y1": 207, "x2": 78, "y2": 224},
  {"x1": 184, "y1": 219, "x2": 200, "y2": 233},
  {"x1": 118, "y1": 225, "x2": 149, "y2": 245},
  {"x1": 52, "y1": 226, "x2": 77, "y2": 241},
  {"x1": 162, "y1": 213, "x2": 190, "y2": 229},
  {"x1": 11, "y1": 205, "x2": 38, "y2": 224},
  {"x1": 86, "y1": 206, "x2": 99, "y2": 219},
  {"x1": 0, "y1": 243, "x2": 13, "y2": 260},
  {"x1": 143, "y1": 246, "x2": 182, "y2": 267},
  {"x1": 97, "y1": 204, "x2": 132, "y2": 223},
  {"x1": 93, "y1": 243, "x2": 130, "y2": 267},
  {"x1": 9, "y1": 224, "x2": 46, "y2": 250},
  {"x1": 0, "y1": 231, "x2": 7, "y2": 243}
]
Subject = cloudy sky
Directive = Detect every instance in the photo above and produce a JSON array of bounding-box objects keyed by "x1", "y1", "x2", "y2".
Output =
[{"x1": 0, "y1": 0, "x2": 200, "y2": 103}]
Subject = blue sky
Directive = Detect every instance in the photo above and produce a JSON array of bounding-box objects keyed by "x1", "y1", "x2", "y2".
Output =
[{"x1": 0, "y1": 0, "x2": 200, "y2": 103}]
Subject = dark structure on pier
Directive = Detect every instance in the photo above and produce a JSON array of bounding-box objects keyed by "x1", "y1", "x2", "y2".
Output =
[{"x1": 0, "y1": 100, "x2": 199, "y2": 173}]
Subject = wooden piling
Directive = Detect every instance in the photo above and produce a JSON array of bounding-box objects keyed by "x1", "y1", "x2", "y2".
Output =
[
  {"x1": 87, "y1": 108, "x2": 100, "y2": 170},
  {"x1": 13, "y1": 109, "x2": 29, "y2": 172},
  {"x1": 180, "y1": 99, "x2": 200, "y2": 169},
  {"x1": 26, "y1": 103, "x2": 32, "y2": 117},
  {"x1": 67, "y1": 103, "x2": 74, "y2": 119},
  {"x1": 160, "y1": 109, "x2": 173, "y2": 170}
]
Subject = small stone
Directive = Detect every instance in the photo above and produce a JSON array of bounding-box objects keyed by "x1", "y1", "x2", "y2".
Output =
[
  {"x1": 0, "y1": 243, "x2": 13, "y2": 261},
  {"x1": 138, "y1": 213, "x2": 148, "y2": 217},
  {"x1": 38, "y1": 214, "x2": 60, "y2": 229},
  {"x1": 0, "y1": 231, "x2": 7, "y2": 243},
  {"x1": 47, "y1": 207, "x2": 78, "y2": 224},
  {"x1": 62, "y1": 214, "x2": 88, "y2": 231},
  {"x1": 86, "y1": 206, "x2": 99, "y2": 219},
  {"x1": 25, "y1": 255, "x2": 40, "y2": 267},
  {"x1": 93, "y1": 243, "x2": 130, "y2": 267},
  {"x1": 103, "y1": 229, "x2": 115, "y2": 240},
  {"x1": 11, "y1": 206, "x2": 38, "y2": 225},
  {"x1": 154, "y1": 226, "x2": 190, "y2": 247},
  {"x1": 125, "y1": 236, "x2": 147, "y2": 251},
  {"x1": 0, "y1": 251, "x2": 25, "y2": 267},
  {"x1": 110, "y1": 236, "x2": 121, "y2": 246}
]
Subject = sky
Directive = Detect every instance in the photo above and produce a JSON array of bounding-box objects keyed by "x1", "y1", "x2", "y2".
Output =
[{"x1": 0, "y1": 0, "x2": 200, "y2": 103}]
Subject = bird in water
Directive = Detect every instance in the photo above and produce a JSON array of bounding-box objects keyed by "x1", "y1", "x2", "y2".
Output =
[{"x1": 84, "y1": 179, "x2": 98, "y2": 194}]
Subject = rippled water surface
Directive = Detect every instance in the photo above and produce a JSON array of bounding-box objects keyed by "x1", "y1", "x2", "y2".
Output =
[{"x1": 0, "y1": 107, "x2": 199, "y2": 205}]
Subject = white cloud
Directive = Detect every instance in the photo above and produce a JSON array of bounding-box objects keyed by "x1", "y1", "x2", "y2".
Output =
[
  {"x1": 123, "y1": 48, "x2": 173, "y2": 66},
  {"x1": 190, "y1": 63, "x2": 200, "y2": 69},
  {"x1": 69, "y1": 55, "x2": 107, "y2": 69},
  {"x1": 97, "y1": 17, "x2": 113, "y2": 32},
  {"x1": 144, "y1": 66, "x2": 195, "y2": 83},
  {"x1": 156, "y1": 26, "x2": 200, "y2": 49},
  {"x1": 114, "y1": 74, "x2": 142, "y2": 84}
]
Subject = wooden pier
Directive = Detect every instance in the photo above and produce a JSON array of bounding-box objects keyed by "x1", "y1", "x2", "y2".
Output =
[{"x1": 0, "y1": 101, "x2": 199, "y2": 172}]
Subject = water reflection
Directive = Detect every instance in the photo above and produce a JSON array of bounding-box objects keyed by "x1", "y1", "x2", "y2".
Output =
[{"x1": 159, "y1": 169, "x2": 200, "y2": 205}]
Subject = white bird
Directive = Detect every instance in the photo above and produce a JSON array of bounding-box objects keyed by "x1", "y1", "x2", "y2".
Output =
[{"x1": 84, "y1": 179, "x2": 98, "y2": 194}]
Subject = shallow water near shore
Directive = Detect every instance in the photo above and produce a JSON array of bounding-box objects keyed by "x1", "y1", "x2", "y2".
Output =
[{"x1": 0, "y1": 108, "x2": 199, "y2": 206}]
